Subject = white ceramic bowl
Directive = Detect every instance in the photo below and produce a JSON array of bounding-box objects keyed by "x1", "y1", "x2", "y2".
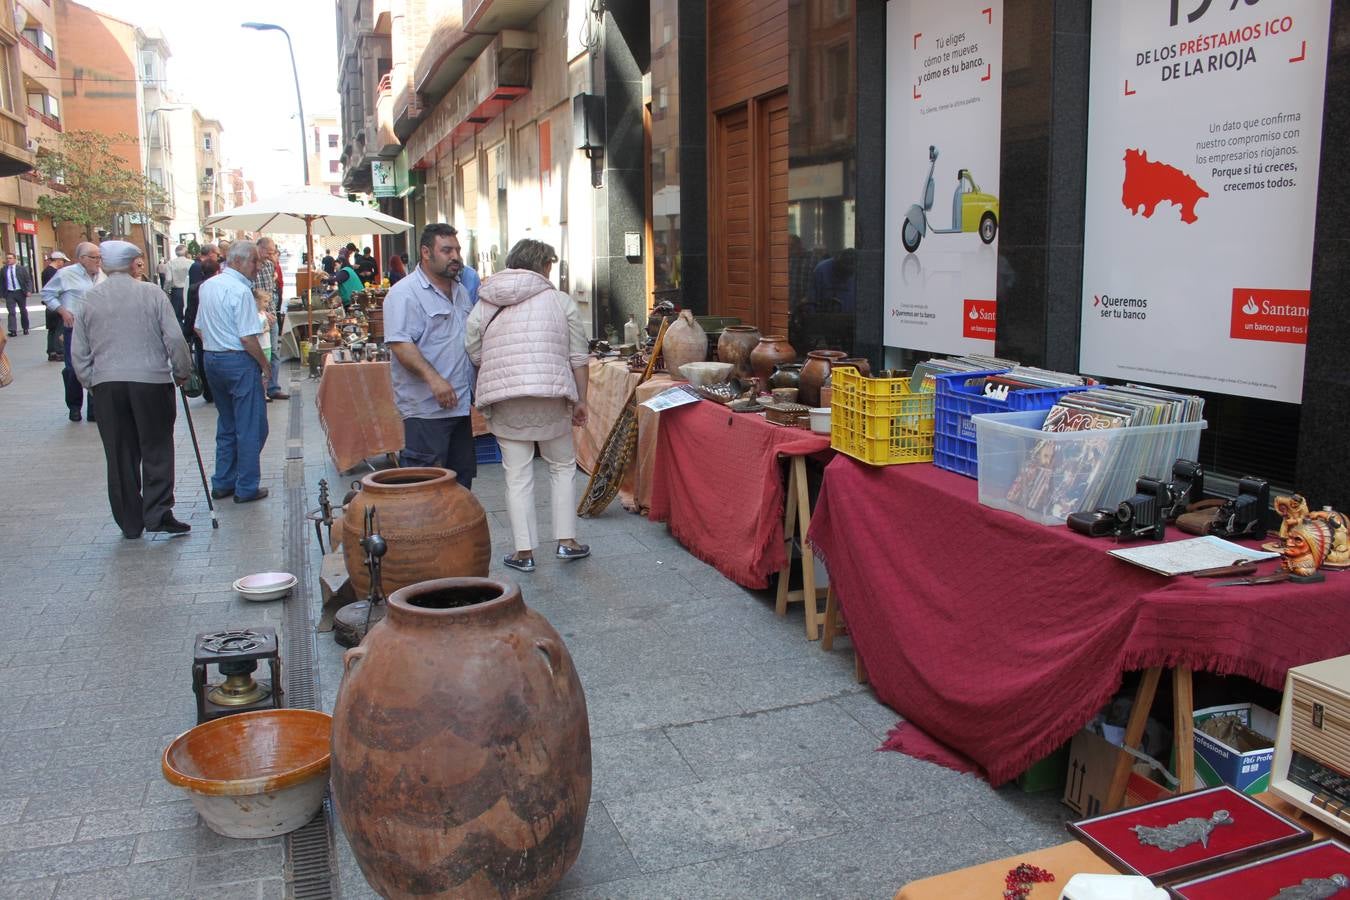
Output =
[
  {"x1": 679, "y1": 361, "x2": 735, "y2": 387},
  {"x1": 233, "y1": 572, "x2": 297, "y2": 602},
  {"x1": 808, "y1": 407, "x2": 831, "y2": 434}
]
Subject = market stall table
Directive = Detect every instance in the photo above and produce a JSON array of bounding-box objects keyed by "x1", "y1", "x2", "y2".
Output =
[
  {"x1": 573, "y1": 357, "x2": 672, "y2": 514},
  {"x1": 648, "y1": 398, "x2": 831, "y2": 603},
  {"x1": 807, "y1": 457, "x2": 1350, "y2": 787}
]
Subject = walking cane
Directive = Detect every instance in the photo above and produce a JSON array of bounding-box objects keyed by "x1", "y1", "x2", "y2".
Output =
[{"x1": 180, "y1": 388, "x2": 219, "y2": 530}]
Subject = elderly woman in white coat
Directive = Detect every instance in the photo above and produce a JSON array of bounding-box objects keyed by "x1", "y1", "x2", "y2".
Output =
[{"x1": 466, "y1": 238, "x2": 591, "y2": 573}]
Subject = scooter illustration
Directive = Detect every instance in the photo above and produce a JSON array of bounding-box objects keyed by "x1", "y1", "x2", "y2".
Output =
[{"x1": 902, "y1": 145, "x2": 1000, "y2": 253}]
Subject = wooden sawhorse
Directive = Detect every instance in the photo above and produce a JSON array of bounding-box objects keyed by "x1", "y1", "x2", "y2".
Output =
[{"x1": 775, "y1": 455, "x2": 828, "y2": 640}]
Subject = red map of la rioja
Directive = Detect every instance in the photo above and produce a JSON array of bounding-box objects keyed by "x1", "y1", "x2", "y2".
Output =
[{"x1": 1121, "y1": 149, "x2": 1208, "y2": 224}]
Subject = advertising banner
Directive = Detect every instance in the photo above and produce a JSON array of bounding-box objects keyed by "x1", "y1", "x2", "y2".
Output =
[
  {"x1": 1080, "y1": 0, "x2": 1331, "y2": 403},
  {"x1": 884, "y1": 0, "x2": 1004, "y2": 354}
]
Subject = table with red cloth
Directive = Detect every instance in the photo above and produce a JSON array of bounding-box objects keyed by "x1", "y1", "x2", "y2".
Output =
[
  {"x1": 807, "y1": 456, "x2": 1350, "y2": 785},
  {"x1": 648, "y1": 399, "x2": 830, "y2": 589}
]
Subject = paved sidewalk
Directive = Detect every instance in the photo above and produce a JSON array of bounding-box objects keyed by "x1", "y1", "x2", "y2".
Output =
[{"x1": 0, "y1": 319, "x2": 1073, "y2": 899}]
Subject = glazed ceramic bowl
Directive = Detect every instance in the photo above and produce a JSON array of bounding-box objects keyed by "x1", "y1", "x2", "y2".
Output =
[
  {"x1": 162, "y1": 709, "x2": 332, "y2": 838},
  {"x1": 233, "y1": 572, "x2": 297, "y2": 602},
  {"x1": 679, "y1": 361, "x2": 734, "y2": 388},
  {"x1": 808, "y1": 407, "x2": 832, "y2": 435}
]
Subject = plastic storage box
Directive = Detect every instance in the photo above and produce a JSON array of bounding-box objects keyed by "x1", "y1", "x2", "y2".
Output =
[
  {"x1": 973, "y1": 409, "x2": 1207, "y2": 525},
  {"x1": 933, "y1": 370, "x2": 1097, "y2": 478},
  {"x1": 474, "y1": 434, "x2": 502, "y2": 465},
  {"x1": 829, "y1": 367, "x2": 934, "y2": 465}
]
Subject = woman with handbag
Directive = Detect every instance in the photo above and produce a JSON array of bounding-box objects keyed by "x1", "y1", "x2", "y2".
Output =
[{"x1": 465, "y1": 238, "x2": 590, "y2": 573}]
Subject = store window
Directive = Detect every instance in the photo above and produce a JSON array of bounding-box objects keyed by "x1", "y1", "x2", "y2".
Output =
[
  {"x1": 328, "y1": 134, "x2": 339, "y2": 148},
  {"x1": 329, "y1": 160, "x2": 339, "y2": 173},
  {"x1": 203, "y1": 133, "x2": 213, "y2": 151},
  {"x1": 649, "y1": 0, "x2": 681, "y2": 299}
]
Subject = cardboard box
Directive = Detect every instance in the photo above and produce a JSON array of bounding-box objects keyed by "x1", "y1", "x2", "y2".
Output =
[
  {"x1": 1063, "y1": 729, "x2": 1171, "y2": 817},
  {"x1": 1193, "y1": 702, "x2": 1277, "y2": 795}
]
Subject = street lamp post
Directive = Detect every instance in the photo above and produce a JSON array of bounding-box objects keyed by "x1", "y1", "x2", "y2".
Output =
[{"x1": 242, "y1": 22, "x2": 309, "y2": 187}]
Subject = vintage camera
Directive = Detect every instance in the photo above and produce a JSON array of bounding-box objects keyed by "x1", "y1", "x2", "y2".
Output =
[
  {"x1": 1114, "y1": 477, "x2": 1169, "y2": 541},
  {"x1": 1160, "y1": 458, "x2": 1204, "y2": 522},
  {"x1": 1208, "y1": 475, "x2": 1269, "y2": 540},
  {"x1": 1067, "y1": 507, "x2": 1119, "y2": 537}
]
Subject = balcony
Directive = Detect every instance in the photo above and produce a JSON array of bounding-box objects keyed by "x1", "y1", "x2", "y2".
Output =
[
  {"x1": 462, "y1": 0, "x2": 554, "y2": 33},
  {"x1": 0, "y1": 112, "x2": 35, "y2": 177},
  {"x1": 375, "y1": 73, "x2": 398, "y2": 157},
  {"x1": 18, "y1": 34, "x2": 55, "y2": 68},
  {"x1": 25, "y1": 106, "x2": 61, "y2": 132}
]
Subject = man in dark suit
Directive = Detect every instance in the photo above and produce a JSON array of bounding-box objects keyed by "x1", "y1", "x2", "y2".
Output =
[{"x1": 3, "y1": 251, "x2": 33, "y2": 336}]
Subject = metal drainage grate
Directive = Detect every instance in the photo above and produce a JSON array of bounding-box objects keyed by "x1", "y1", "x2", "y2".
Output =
[{"x1": 281, "y1": 383, "x2": 339, "y2": 899}]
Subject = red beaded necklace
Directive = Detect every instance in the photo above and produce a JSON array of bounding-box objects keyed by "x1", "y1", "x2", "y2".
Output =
[{"x1": 1003, "y1": 862, "x2": 1055, "y2": 900}]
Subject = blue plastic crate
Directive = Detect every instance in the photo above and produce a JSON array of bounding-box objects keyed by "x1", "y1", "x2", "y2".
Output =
[
  {"x1": 933, "y1": 370, "x2": 1097, "y2": 478},
  {"x1": 474, "y1": 434, "x2": 501, "y2": 465}
]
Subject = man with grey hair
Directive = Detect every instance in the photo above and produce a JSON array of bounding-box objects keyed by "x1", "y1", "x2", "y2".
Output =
[
  {"x1": 167, "y1": 243, "x2": 192, "y2": 324},
  {"x1": 41, "y1": 241, "x2": 106, "y2": 421},
  {"x1": 252, "y1": 236, "x2": 287, "y2": 400},
  {"x1": 197, "y1": 240, "x2": 271, "y2": 503},
  {"x1": 72, "y1": 241, "x2": 193, "y2": 538}
]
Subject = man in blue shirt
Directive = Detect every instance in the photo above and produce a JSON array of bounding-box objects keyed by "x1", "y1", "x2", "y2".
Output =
[
  {"x1": 383, "y1": 223, "x2": 477, "y2": 488},
  {"x1": 459, "y1": 263, "x2": 480, "y2": 304},
  {"x1": 197, "y1": 241, "x2": 271, "y2": 503},
  {"x1": 41, "y1": 242, "x2": 106, "y2": 421}
]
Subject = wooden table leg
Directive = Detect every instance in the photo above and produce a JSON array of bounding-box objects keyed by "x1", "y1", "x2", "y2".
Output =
[
  {"x1": 822, "y1": 587, "x2": 838, "y2": 650},
  {"x1": 1172, "y1": 666, "x2": 1195, "y2": 794},
  {"x1": 774, "y1": 459, "x2": 800, "y2": 619},
  {"x1": 793, "y1": 456, "x2": 821, "y2": 640},
  {"x1": 1106, "y1": 667, "x2": 1162, "y2": 812}
]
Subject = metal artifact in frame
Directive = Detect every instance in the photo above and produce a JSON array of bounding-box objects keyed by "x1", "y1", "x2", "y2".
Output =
[
  {"x1": 1068, "y1": 785, "x2": 1313, "y2": 884},
  {"x1": 1169, "y1": 839, "x2": 1350, "y2": 899}
]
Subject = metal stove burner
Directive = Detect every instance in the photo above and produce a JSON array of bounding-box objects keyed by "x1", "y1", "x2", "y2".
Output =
[{"x1": 200, "y1": 630, "x2": 263, "y2": 655}]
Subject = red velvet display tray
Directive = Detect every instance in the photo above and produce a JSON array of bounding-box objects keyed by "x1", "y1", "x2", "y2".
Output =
[
  {"x1": 1068, "y1": 786, "x2": 1313, "y2": 883},
  {"x1": 1170, "y1": 839, "x2": 1350, "y2": 899}
]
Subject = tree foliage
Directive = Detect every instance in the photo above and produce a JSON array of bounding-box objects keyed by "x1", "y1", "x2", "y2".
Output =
[{"x1": 33, "y1": 130, "x2": 167, "y2": 239}]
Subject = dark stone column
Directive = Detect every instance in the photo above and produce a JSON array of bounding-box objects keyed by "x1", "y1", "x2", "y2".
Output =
[
  {"x1": 853, "y1": 0, "x2": 886, "y2": 367},
  {"x1": 675, "y1": 0, "x2": 708, "y2": 314}
]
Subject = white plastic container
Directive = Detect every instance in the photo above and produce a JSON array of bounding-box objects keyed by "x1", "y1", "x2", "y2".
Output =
[
  {"x1": 973, "y1": 409, "x2": 1207, "y2": 526},
  {"x1": 808, "y1": 407, "x2": 831, "y2": 434}
]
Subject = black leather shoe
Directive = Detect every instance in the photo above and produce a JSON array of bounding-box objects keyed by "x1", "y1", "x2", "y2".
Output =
[
  {"x1": 148, "y1": 515, "x2": 190, "y2": 534},
  {"x1": 122, "y1": 530, "x2": 142, "y2": 540},
  {"x1": 268, "y1": 390, "x2": 290, "y2": 400},
  {"x1": 68, "y1": 410, "x2": 81, "y2": 422},
  {"x1": 210, "y1": 487, "x2": 234, "y2": 500},
  {"x1": 233, "y1": 487, "x2": 269, "y2": 504}
]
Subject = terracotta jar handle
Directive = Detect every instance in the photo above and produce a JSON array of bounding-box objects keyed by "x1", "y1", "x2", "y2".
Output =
[
  {"x1": 343, "y1": 645, "x2": 367, "y2": 675},
  {"x1": 534, "y1": 639, "x2": 563, "y2": 678}
]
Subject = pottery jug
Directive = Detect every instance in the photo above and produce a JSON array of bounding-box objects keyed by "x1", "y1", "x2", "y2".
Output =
[
  {"x1": 831, "y1": 356, "x2": 872, "y2": 377},
  {"x1": 769, "y1": 363, "x2": 803, "y2": 390},
  {"x1": 332, "y1": 578, "x2": 591, "y2": 899},
  {"x1": 341, "y1": 467, "x2": 491, "y2": 598},
  {"x1": 798, "y1": 350, "x2": 846, "y2": 407},
  {"x1": 716, "y1": 325, "x2": 762, "y2": 380},
  {"x1": 661, "y1": 310, "x2": 708, "y2": 375},
  {"x1": 750, "y1": 336, "x2": 796, "y2": 384}
]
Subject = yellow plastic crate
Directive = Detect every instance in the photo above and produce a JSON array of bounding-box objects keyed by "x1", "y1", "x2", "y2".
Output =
[{"x1": 829, "y1": 367, "x2": 934, "y2": 465}]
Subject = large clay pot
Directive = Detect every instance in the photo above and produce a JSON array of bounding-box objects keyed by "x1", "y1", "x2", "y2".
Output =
[
  {"x1": 798, "y1": 349, "x2": 846, "y2": 406},
  {"x1": 831, "y1": 356, "x2": 872, "y2": 377},
  {"x1": 341, "y1": 467, "x2": 490, "y2": 598},
  {"x1": 331, "y1": 578, "x2": 591, "y2": 899},
  {"x1": 769, "y1": 363, "x2": 803, "y2": 390},
  {"x1": 716, "y1": 325, "x2": 761, "y2": 380},
  {"x1": 749, "y1": 336, "x2": 796, "y2": 384},
  {"x1": 661, "y1": 310, "x2": 707, "y2": 375}
]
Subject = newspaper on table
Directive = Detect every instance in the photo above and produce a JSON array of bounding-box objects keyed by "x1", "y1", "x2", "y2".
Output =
[{"x1": 639, "y1": 384, "x2": 702, "y2": 412}]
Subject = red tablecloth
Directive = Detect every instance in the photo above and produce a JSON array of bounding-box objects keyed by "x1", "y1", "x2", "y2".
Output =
[
  {"x1": 807, "y1": 457, "x2": 1350, "y2": 785},
  {"x1": 649, "y1": 400, "x2": 830, "y2": 588}
]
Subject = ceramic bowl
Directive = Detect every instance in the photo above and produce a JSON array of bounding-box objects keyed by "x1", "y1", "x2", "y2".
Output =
[
  {"x1": 679, "y1": 361, "x2": 734, "y2": 388},
  {"x1": 771, "y1": 387, "x2": 799, "y2": 405},
  {"x1": 162, "y1": 709, "x2": 332, "y2": 838},
  {"x1": 808, "y1": 407, "x2": 831, "y2": 434},
  {"x1": 233, "y1": 572, "x2": 297, "y2": 602}
]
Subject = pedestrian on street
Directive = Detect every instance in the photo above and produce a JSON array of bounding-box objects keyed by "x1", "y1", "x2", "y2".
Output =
[
  {"x1": 356, "y1": 246, "x2": 377, "y2": 284},
  {"x1": 466, "y1": 238, "x2": 591, "y2": 573},
  {"x1": 321, "y1": 249, "x2": 336, "y2": 275},
  {"x1": 386, "y1": 253, "x2": 406, "y2": 285},
  {"x1": 70, "y1": 241, "x2": 193, "y2": 539},
  {"x1": 3, "y1": 251, "x2": 33, "y2": 337},
  {"x1": 182, "y1": 244, "x2": 219, "y2": 404},
  {"x1": 384, "y1": 223, "x2": 477, "y2": 488},
  {"x1": 40, "y1": 242, "x2": 106, "y2": 421},
  {"x1": 40, "y1": 251, "x2": 68, "y2": 361},
  {"x1": 197, "y1": 240, "x2": 270, "y2": 504},
  {"x1": 252, "y1": 236, "x2": 288, "y2": 401},
  {"x1": 167, "y1": 244, "x2": 192, "y2": 323}
]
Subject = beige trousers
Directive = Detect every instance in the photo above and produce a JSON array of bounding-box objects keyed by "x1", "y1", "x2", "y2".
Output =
[{"x1": 497, "y1": 431, "x2": 578, "y2": 553}]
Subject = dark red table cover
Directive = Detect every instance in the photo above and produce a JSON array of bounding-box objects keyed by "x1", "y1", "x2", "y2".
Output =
[
  {"x1": 648, "y1": 399, "x2": 830, "y2": 589},
  {"x1": 807, "y1": 456, "x2": 1350, "y2": 785}
]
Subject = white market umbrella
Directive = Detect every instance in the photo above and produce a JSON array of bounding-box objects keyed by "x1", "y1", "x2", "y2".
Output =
[{"x1": 203, "y1": 189, "x2": 412, "y2": 331}]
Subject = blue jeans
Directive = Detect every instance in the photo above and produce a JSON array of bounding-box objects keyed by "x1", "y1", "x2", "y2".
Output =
[
  {"x1": 266, "y1": 316, "x2": 282, "y2": 395},
  {"x1": 204, "y1": 350, "x2": 269, "y2": 497},
  {"x1": 62, "y1": 325, "x2": 90, "y2": 417}
]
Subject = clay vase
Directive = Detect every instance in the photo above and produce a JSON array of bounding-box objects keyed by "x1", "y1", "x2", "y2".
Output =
[
  {"x1": 750, "y1": 336, "x2": 796, "y2": 385},
  {"x1": 331, "y1": 578, "x2": 591, "y2": 899},
  {"x1": 831, "y1": 356, "x2": 872, "y2": 378},
  {"x1": 341, "y1": 467, "x2": 490, "y2": 599},
  {"x1": 769, "y1": 363, "x2": 803, "y2": 390},
  {"x1": 661, "y1": 310, "x2": 708, "y2": 376},
  {"x1": 798, "y1": 349, "x2": 846, "y2": 407},
  {"x1": 716, "y1": 325, "x2": 761, "y2": 380}
]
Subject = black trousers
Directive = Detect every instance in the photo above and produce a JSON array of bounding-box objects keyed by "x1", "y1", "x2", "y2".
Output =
[
  {"x1": 45, "y1": 308, "x2": 62, "y2": 354},
  {"x1": 4, "y1": 290, "x2": 28, "y2": 334},
  {"x1": 91, "y1": 382, "x2": 177, "y2": 535},
  {"x1": 400, "y1": 415, "x2": 476, "y2": 488},
  {"x1": 169, "y1": 287, "x2": 185, "y2": 324}
]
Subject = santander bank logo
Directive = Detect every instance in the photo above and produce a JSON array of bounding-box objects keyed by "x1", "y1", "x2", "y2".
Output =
[
  {"x1": 962, "y1": 299, "x2": 996, "y2": 340},
  {"x1": 1230, "y1": 288, "x2": 1310, "y2": 345}
]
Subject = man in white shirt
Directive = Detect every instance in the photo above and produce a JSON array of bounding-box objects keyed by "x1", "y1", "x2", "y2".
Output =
[
  {"x1": 40, "y1": 242, "x2": 106, "y2": 421},
  {"x1": 167, "y1": 244, "x2": 193, "y2": 324}
]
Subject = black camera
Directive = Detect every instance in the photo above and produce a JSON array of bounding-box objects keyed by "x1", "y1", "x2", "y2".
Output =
[
  {"x1": 1067, "y1": 507, "x2": 1119, "y2": 537},
  {"x1": 1160, "y1": 458, "x2": 1204, "y2": 522},
  {"x1": 1114, "y1": 477, "x2": 1169, "y2": 541},
  {"x1": 1208, "y1": 476, "x2": 1269, "y2": 540}
]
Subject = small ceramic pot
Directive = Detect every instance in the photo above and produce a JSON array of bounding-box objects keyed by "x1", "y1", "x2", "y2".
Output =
[
  {"x1": 769, "y1": 364, "x2": 803, "y2": 390},
  {"x1": 831, "y1": 357, "x2": 872, "y2": 377},
  {"x1": 716, "y1": 326, "x2": 761, "y2": 380},
  {"x1": 749, "y1": 336, "x2": 796, "y2": 384},
  {"x1": 771, "y1": 388, "x2": 799, "y2": 405},
  {"x1": 799, "y1": 350, "x2": 846, "y2": 407}
]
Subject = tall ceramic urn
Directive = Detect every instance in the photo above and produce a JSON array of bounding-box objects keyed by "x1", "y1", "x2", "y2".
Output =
[
  {"x1": 341, "y1": 467, "x2": 491, "y2": 597},
  {"x1": 331, "y1": 578, "x2": 592, "y2": 899}
]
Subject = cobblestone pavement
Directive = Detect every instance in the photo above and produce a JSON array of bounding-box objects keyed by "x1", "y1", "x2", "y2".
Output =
[{"x1": 2, "y1": 313, "x2": 1072, "y2": 899}]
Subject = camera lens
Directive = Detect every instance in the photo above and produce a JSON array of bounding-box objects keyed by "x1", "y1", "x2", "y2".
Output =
[{"x1": 1116, "y1": 502, "x2": 1133, "y2": 523}]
